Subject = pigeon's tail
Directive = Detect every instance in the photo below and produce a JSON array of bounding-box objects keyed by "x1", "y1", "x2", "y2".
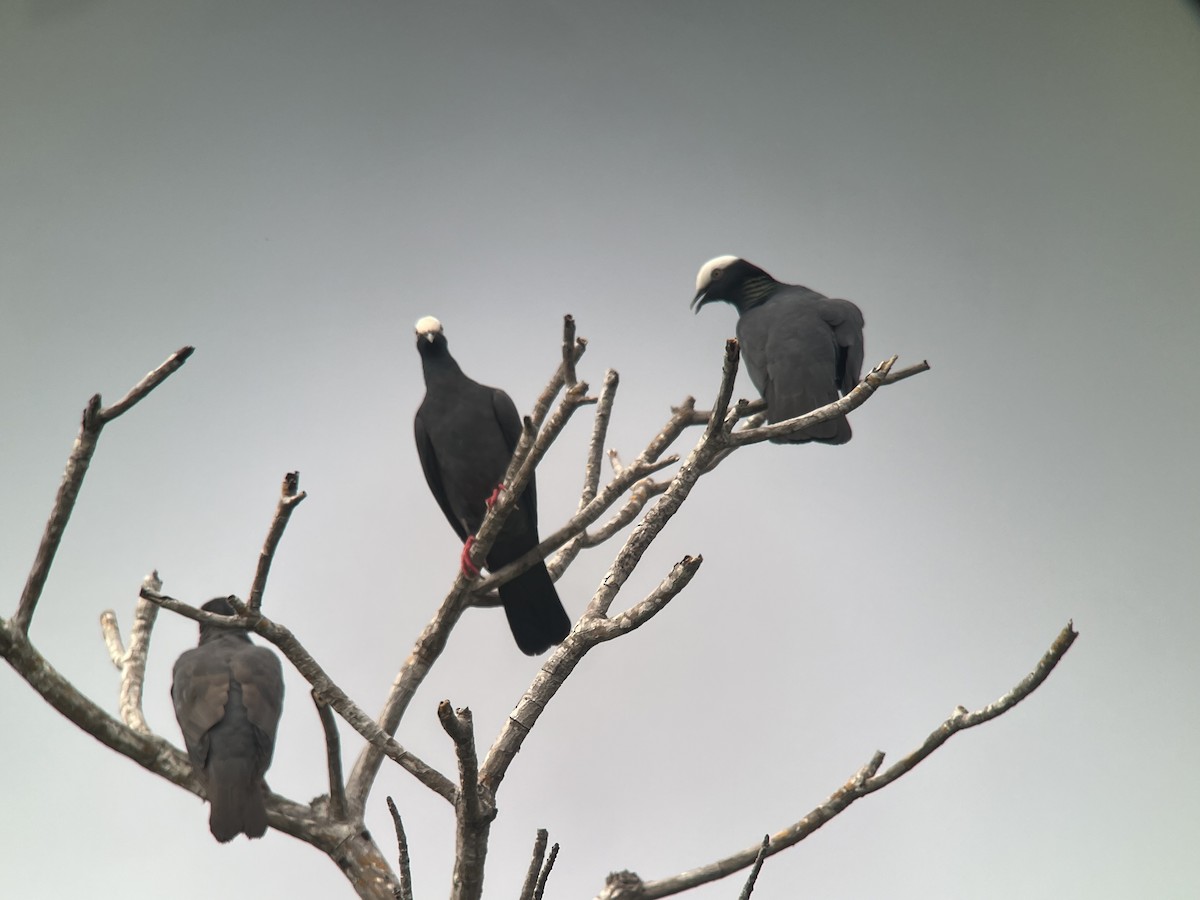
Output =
[
  {"x1": 769, "y1": 413, "x2": 852, "y2": 445},
  {"x1": 206, "y1": 756, "x2": 268, "y2": 842},
  {"x1": 204, "y1": 682, "x2": 269, "y2": 842},
  {"x1": 767, "y1": 383, "x2": 853, "y2": 445},
  {"x1": 499, "y1": 561, "x2": 571, "y2": 655}
]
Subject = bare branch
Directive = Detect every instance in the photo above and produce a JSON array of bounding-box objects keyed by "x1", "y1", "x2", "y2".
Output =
[
  {"x1": 98, "y1": 570, "x2": 164, "y2": 732},
  {"x1": 690, "y1": 357, "x2": 931, "y2": 425},
  {"x1": 636, "y1": 397, "x2": 699, "y2": 467},
  {"x1": 96, "y1": 345, "x2": 195, "y2": 422},
  {"x1": 533, "y1": 842, "x2": 560, "y2": 900},
  {"x1": 562, "y1": 314, "x2": 578, "y2": 388},
  {"x1": 519, "y1": 829, "x2": 550, "y2": 900},
  {"x1": 248, "y1": 471, "x2": 307, "y2": 614},
  {"x1": 580, "y1": 369, "x2": 620, "y2": 508},
  {"x1": 529, "y1": 324, "x2": 587, "y2": 431},
  {"x1": 608, "y1": 621, "x2": 1079, "y2": 899},
  {"x1": 737, "y1": 837, "x2": 770, "y2": 900},
  {"x1": 386, "y1": 797, "x2": 415, "y2": 900},
  {"x1": 882, "y1": 359, "x2": 931, "y2": 383},
  {"x1": 588, "y1": 556, "x2": 703, "y2": 642},
  {"x1": 480, "y1": 556, "x2": 701, "y2": 793},
  {"x1": 439, "y1": 701, "x2": 492, "y2": 900},
  {"x1": 313, "y1": 690, "x2": 348, "y2": 820},
  {"x1": 141, "y1": 587, "x2": 458, "y2": 805},
  {"x1": 438, "y1": 701, "x2": 487, "y2": 824},
  {"x1": 13, "y1": 346, "x2": 193, "y2": 634},
  {"x1": 862, "y1": 619, "x2": 1079, "y2": 794},
  {"x1": 729, "y1": 355, "x2": 898, "y2": 445},
  {"x1": 703, "y1": 339, "x2": 740, "y2": 443}
]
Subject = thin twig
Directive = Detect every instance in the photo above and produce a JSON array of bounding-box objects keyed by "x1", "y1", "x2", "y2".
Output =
[
  {"x1": 533, "y1": 842, "x2": 560, "y2": 900},
  {"x1": 519, "y1": 829, "x2": 550, "y2": 900},
  {"x1": 737, "y1": 836, "x2": 770, "y2": 900},
  {"x1": 579, "y1": 370, "x2": 620, "y2": 509},
  {"x1": 96, "y1": 346, "x2": 196, "y2": 422},
  {"x1": 313, "y1": 690, "x2": 348, "y2": 820},
  {"x1": 13, "y1": 346, "x2": 193, "y2": 634},
  {"x1": 386, "y1": 797, "x2": 415, "y2": 900},
  {"x1": 703, "y1": 339, "x2": 740, "y2": 443},
  {"x1": 529, "y1": 320, "x2": 587, "y2": 431},
  {"x1": 481, "y1": 556, "x2": 702, "y2": 793},
  {"x1": 728, "y1": 355, "x2": 897, "y2": 445},
  {"x1": 562, "y1": 314, "x2": 578, "y2": 388},
  {"x1": 608, "y1": 621, "x2": 1079, "y2": 899},
  {"x1": 248, "y1": 471, "x2": 307, "y2": 614},
  {"x1": 98, "y1": 570, "x2": 164, "y2": 733}
]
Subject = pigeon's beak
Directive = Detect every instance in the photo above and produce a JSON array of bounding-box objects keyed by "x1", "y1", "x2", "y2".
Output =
[{"x1": 690, "y1": 289, "x2": 709, "y2": 313}]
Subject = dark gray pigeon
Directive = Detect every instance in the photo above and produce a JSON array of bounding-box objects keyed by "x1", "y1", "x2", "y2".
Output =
[
  {"x1": 413, "y1": 316, "x2": 571, "y2": 655},
  {"x1": 171, "y1": 597, "x2": 283, "y2": 842},
  {"x1": 692, "y1": 255, "x2": 865, "y2": 444}
]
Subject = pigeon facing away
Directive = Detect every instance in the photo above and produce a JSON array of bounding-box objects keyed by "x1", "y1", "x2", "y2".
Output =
[
  {"x1": 171, "y1": 597, "x2": 284, "y2": 842},
  {"x1": 692, "y1": 256, "x2": 865, "y2": 444},
  {"x1": 413, "y1": 316, "x2": 571, "y2": 655}
]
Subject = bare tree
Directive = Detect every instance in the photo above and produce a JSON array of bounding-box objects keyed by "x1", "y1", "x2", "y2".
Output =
[{"x1": 1, "y1": 321, "x2": 1076, "y2": 899}]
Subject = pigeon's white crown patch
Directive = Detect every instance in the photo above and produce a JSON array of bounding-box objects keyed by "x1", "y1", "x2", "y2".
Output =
[
  {"x1": 415, "y1": 316, "x2": 444, "y2": 336},
  {"x1": 695, "y1": 255, "x2": 740, "y2": 292}
]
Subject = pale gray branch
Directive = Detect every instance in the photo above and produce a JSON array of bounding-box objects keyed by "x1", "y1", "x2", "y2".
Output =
[
  {"x1": 600, "y1": 621, "x2": 1079, "y2": 899},
  {"x1": 439, "y1": 701, "x2": 492, "y2": 900},
  {"x1": 533, "y1": 842, "x2": 560, "y2": 900},
  {"x1": 588, "y1": 556, "x2": 703, "y2": 642},
  {"x1": 729, "y1": 356, "x2": 898, "y2": 446},
  {"x1": 562, "y1": 314, "x2": 578, "y2": 387},
  {"x1": 248, "y1": 470, "x2": 307, "y2": 614},
  {"x1": 519, "y1": 829, "x2": 550, "y2": 900},
  {"x1": 13, "y1": 346, "x2": 193, "y2": 635},
  {"x1": 386, "y1": 797, "x2": 415, "y2": 900},
  {"x1": 98, "y1": 570, "x2": 164, "y2": 733},
  {"x1": 313, "y1": 690, "x2": 348, "y2": 820},
  {"x1": 737, "y1": 837, "x2": 770, "y2": 900},
  {"x1": 580, "y1": 369, "x2": 620, "y2": 509},
  {"x1": 480, "y1": 556, "x2": 701, "y2": 793}
]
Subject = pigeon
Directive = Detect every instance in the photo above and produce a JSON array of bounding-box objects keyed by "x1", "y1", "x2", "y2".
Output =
[
  {"x1": 413, "y1": 316, "x2": 571, "y2": 655},
  {"x1": 171, "y1": 597, "x2": 283, "y2": 842},
  {"x1": 692, "y1": 255, "x2": 865, "y2": 444}
]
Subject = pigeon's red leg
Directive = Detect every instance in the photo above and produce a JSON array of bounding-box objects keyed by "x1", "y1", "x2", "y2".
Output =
[
  {"x1": 485, "y1": 483, "x2": 506, "y2": 509},
  {"x1": 460, "y1": 536, "x2": 481, "y2": 577}
]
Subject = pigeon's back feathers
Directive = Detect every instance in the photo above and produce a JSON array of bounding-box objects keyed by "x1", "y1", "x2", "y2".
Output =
[{"x1": 171, "y1": 598, "x2": 283, "y2": 842}]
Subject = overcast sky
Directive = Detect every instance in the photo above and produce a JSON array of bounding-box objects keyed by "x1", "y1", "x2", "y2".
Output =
[{"x1": 3, "y1": 2, "x2": 1199, "y2": 898}]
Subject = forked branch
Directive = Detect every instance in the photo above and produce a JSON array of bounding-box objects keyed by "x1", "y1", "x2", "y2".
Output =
[{"x1": 13, "y1": 346, "x2": 194, "y2": 635}]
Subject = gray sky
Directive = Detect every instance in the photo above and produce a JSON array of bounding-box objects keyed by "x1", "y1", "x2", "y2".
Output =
[{"x1": 3, "y1": 2, "x2": 1198, "y2": 898}]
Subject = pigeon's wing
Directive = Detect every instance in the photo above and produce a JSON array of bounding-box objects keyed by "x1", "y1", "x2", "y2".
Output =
[
  {"x1": 735, "y1": 313, "x2": 772, "y2": 399},
  {"x1": 491, "y1": 388, "x2": 537, "y2": 516},
  {"x1": 172, "y1": 647, "x2": 232, "y2": 766},
  {"x1": 415, "y1": 411, "x2": 469, "y2": 542},
  {"x1": 232, "y1": 645, "x2": 284, "y2": 767},
  {"x1": 819, "y1": 297, "x2": 865, "y2": 394}
]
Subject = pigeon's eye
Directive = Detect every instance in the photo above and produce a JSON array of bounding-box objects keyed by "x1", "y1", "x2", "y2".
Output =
[{"x1": 711, "y1": 267, "x2": 723, "y2": 280}]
